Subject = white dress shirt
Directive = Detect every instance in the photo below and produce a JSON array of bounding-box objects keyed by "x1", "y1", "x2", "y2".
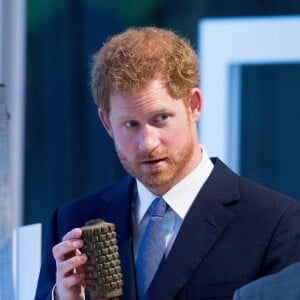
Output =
[{"x1": 133, "y1": 146, "x2": 214, "y2": 259}]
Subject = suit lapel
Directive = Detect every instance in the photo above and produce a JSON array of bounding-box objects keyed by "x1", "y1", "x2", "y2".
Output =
[
  {"x1": 101, "y1": 176, "x2": 137, "y2": 299},
  {"x1": 150, "y1": 159, "x2": 240, "y2": 299},
  {"x1": 119, "y1": 236, "x2": 137, "y2": 300}
]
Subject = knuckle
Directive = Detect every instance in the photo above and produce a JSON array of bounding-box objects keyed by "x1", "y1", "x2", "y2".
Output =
[
  {"x1": 71, "y1": 255, "x2": 82, "y2": 267},
  {"x1": 62, "y1": 278, "x2": 71, "y2": 289},
  {"x1": 56, "y1": 262, "x2": 65, "y2": 275},
  {"x1": 52, "y1": 245, "x2": 58, "y2": 258}
]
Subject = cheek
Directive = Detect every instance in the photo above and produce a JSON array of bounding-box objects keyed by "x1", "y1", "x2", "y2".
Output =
[
  {"x1": 114, "y1": 132, "x2": 136, "y2": 154},
  {"x1": 174, "y1": 128, "x2": 187, "y2": 144},
  {"x1": 169, "y1": 121, "x2": 189, "y2": 141}
]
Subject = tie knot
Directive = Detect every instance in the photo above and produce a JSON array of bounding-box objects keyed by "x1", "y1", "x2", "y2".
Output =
[{"x1": 151, "y1": 197, "x2": 166, "y2": 217}]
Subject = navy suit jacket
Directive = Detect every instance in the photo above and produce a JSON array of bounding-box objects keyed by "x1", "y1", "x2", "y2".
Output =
[
  {"x1": 35, "y1": 158, "x2": 300, "y2": 300},
  {"x1": 233, "y1": 261, "x2": 300, "y2": 300}
]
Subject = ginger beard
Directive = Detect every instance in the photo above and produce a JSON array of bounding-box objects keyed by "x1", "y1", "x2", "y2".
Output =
[{"x1": 114, "y1": 117, "x2": 197, "y2": 190}]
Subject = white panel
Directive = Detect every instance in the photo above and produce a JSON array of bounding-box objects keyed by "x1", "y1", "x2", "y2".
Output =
[
  {"x1": 198, "y1": 16, "x2": 300, "y2": 172},
  {"x1": 16, "y1": 224, "x2": 42, "y2": 300}
]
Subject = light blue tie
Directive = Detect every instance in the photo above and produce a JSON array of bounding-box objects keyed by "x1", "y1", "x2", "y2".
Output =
[{"x1": 136, "y1": 197, "x2": 167, "y2": 300}]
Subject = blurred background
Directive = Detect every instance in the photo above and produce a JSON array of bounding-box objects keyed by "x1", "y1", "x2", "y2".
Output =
[
  {"x1": 1, "y1": 0, "x2": 300, "y2": 298},
  {"x1": 24, "y1": 0, "x2": 300, "y2": 239}
]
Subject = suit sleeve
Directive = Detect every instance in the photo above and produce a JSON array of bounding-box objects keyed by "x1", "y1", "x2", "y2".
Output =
[{"x1": 34, "y1": 208, "x2": 60, "y2": 300}]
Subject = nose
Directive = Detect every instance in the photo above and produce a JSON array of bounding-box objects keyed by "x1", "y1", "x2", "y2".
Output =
[{"x1": 138, "y1": 124, "x2": 159, "y2": 153}]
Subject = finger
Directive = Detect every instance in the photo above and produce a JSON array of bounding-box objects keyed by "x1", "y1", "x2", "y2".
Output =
[
  {"x1": 62, "y1": 228, "x2": 82, "y2": 242},
  {"x1": 57, "y1": 253, "x2": 87, "y2": 278},
  {"x1": 59, "y1": 271, "x2": 85, "y2": 290},
  {"x1": 52, "y1": 228, "x2": 83, "y2": 261},
  {"x1": 53, "y1": 239, "x2": 83, "y2": 262}
]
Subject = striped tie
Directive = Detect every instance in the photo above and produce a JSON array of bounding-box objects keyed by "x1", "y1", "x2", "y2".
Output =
[{"x1": 136, "y1": 197, "x2": 167, "y2": 299}]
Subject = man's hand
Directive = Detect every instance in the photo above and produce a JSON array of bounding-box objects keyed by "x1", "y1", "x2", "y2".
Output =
[{"x1": 52, "y1": 228, "x2": 87, "y2": 300}]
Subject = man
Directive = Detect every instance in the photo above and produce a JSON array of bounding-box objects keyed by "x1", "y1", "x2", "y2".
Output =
[
  {"x1": 34, "y1": 27, "x2": 300, "y2": 300},
  {"x1": 233, "y1": 261, "x2": 300, "y2": 300}
]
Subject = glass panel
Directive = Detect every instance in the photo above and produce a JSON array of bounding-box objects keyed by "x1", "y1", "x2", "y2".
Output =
[{"x1": 240, "y1": 64, "x2": 300, "y2": 200}]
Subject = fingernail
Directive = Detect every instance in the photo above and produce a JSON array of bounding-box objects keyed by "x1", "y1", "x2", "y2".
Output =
[{"x1": 80, "y1": 254, "x2": 87, "y2": 262}]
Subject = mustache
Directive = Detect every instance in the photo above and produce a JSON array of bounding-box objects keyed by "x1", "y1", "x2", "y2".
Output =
[{"x1": 135, "y1": 149, "x2": 169, "y2": 162}]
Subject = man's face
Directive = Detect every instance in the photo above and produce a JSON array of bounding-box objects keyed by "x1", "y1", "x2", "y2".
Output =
[{"x1": 100, "y1": 80, "x2": 202, "y2": 195}]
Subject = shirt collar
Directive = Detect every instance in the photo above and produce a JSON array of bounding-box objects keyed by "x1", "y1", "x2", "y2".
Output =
[
  {"x1": 136, "y1": 181, "x2": 156, "y2": 223},
  {"x1": 136, "y1": 146, "x2": 214, "y2": 223}
]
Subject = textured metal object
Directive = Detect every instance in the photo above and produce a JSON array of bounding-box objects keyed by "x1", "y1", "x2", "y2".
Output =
[{"x1": 81, "y1": 219, "x2": 123, "y2": 299}]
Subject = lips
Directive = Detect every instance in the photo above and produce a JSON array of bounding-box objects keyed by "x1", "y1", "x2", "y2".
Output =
[
  {"x1": 139, "y1": 158, "x2": 167, "y2": 170},
  {"x1": 142, "y1": 158, "x2": 166, "y2": 164}
]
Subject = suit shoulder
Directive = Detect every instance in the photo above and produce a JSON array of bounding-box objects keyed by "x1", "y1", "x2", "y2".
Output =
[
  {"x1": 54, "y1": 175, "x2": 134, "y2": 227},
  {"x1": 212, "y1": 157, "x2": 299, "y2": 207},
  {"x1": 63, "y1": 175, "x2": 134, "y2": 208},
  {"x1": 239, "y1": 175, "x2": 299, "y2": 211},
  {"x1": 48, "y1": 176, "x2": 134, "y2": 237}
]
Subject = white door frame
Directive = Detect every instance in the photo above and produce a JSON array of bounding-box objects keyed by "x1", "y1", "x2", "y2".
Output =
[{"x1": 198, "y1": 16, "x2": 300, "y2": 173}]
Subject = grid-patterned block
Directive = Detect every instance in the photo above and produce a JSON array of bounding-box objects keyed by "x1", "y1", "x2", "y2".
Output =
[{"x1": 81, "y1": 219, "x2": 123, "y2": 299}]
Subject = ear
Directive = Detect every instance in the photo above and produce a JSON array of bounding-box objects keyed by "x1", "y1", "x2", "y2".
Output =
[
  {"x1": 188, "y1": 88, "x2": 202, "y2": 123},
  {"x1": 98, "y1": 108, "x2": 114, "y2": 138}
]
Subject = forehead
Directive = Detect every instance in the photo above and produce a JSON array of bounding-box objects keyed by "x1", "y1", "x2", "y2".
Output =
[{"x1": 109, "y1": 80, "x2": 182, "y2": 113}]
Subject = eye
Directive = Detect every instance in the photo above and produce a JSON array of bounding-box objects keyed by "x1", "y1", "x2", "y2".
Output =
[
  {"x1": 125, "y1": 120, "x2": 138, "y2": 128},
  {"x1": 156, "y1": 114, "x2": 169, "y2": 122}
]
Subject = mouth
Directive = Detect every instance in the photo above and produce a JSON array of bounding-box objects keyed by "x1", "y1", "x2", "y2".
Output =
[
  {"x1": 141, "y1": 158, "x2": 166, "y2": 166},
  {"x1": 142, "y1": 157, "x2": 165, "y2": 163}
]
